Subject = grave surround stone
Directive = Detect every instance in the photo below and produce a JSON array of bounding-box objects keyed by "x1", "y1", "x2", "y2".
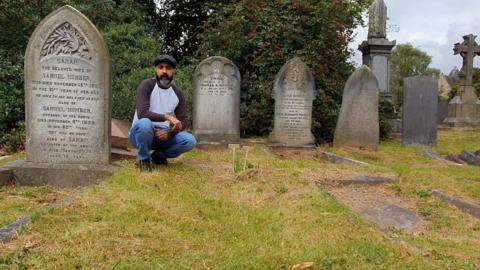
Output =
[
  {"x1": 193, "y1": 56, "x2": 241, "y2": 148},
  {"x1": 268, "y1": 57, "x2": 315, "y2": 147},
  {"x1": 334, "y1": 66, "x2": 379, "y2": 151},
  {"x1": 6, "y1": 5, "x2": 114, "y2": 187},
  {"x1": 402, "y1": 76, "x2": 438, "y2": 147}
]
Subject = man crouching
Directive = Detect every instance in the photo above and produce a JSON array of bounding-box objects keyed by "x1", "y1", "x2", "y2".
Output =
[{"x1": 129, "y1": 54, "x2": 196, "y2": 171}]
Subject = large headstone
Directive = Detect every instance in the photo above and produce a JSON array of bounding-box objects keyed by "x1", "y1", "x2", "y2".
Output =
[
  {"x1": 193, "y1": 56, "x2": 241, "y2": 148},
  {"x1": 444, "y1": 34, "x2": 480, "y2": 127},
  {"x1": 6, "y1": 5, "x2": 113, "y2": 187},
  {"x1": 402, "y1": 76, "x2": 438, "y2": 147},
  {"x1": 334, "y1": 66, "x2": 379, "y2": 150},
  {"x1": 268, "y1": 57, "x2": 315, "y2": 147}
]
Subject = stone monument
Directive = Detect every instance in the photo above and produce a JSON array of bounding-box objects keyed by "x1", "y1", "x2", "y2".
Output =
[
  {"x1": 6, "y1": 5, "x2": 114, "y2": 187},
  {"x1": 334, "y1": 66, "x2": 379, "y2": 151},
  {"x1": 358, "y1": 0, "x2": 396, "y2": 97},
  {"x1": 193, "y1": 56, "x2": 241, "y2": 148},
  {"x1": 444, "y1": 34, "x2": 480, "y2": 127},
  {"x1": 268, "y1": 57, "x2": 315, "y2": 147},
  {"x1": 402, "y1": 76, "x2": 438, "y2": 147}
]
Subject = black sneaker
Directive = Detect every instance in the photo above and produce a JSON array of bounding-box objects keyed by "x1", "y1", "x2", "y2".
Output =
[
  {"x1": 138, "y1": 159, "x2": 152, "y2": 172},
  {"x1": 151, "y1": 151, "x2": 168, "y2": 165}
]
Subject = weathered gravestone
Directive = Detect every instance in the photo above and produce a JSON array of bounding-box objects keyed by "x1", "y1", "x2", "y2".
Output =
[
  {"x1": 193, "y1": 56, "x2": 241, "y2": 148},
  {"x1": 444, "y1": 34, "x2": 480, "y2": 127},
  {"x1": 334, "y1": 66, "x2": 379, "y2": 150},
  {"x1": 6, "y1": 6, "x2": 114, "y2": 187},
  {"x1": 402, "y1": 76, "x2": 438, "y2": 147},
  {"x1": 268, "y1": 57, "x2": 315, "y2": 147}
]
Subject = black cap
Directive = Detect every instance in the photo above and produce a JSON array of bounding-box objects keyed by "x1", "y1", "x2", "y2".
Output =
[{"x1": 153, "y1": 54, "x2": 177, "y2": 68}]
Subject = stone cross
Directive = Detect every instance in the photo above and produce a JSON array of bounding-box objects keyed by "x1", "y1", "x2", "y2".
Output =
[
  {"x1": 368, "y1": 0, "x2": 387, "y2": 39},
  {"x1": 454, "y1": 34, "x2": 480, "y2": 85}
]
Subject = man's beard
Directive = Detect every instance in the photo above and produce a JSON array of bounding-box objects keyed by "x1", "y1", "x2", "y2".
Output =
[{"x1": 156, "y1": 74, "x2": 174, "y2": 89}]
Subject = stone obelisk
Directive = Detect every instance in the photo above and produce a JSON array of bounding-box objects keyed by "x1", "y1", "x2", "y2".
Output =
[{"x1": 358, "y1": 0, "x2": 396, "y2": 98}]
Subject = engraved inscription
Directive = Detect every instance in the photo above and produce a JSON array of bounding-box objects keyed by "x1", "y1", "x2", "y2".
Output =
[
  {"x1": 276, "y1": 92, "x2": 312, "y2": 140},
  {"x1": 31, "y1": 56, "x2": 100, "y2": 161},
  {"x1": 199, "y1": 74, "x2": 234, "y2": 96},
  {"x1": 41, "y1": 22, "x2": 91, "y2": 60}
]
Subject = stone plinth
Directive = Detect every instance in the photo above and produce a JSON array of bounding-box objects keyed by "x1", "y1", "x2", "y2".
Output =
[
  {"x1": 7, "y1": 161, "x2": 114, "y2": 188},
  {"x1": 193, "y1": 56, "x2": 241, "y2": 148},
  {"x1": 268, "y1": 57, "x2": 315, "y2": 147},
  {"x1": 402, "y1": 76, "x2": 438, "y2": 147},
  {"x1": 334, "y1": 66, "x2": 379, "y2": 150},
  {"x1": 12, "y1": 5, "x2": 114, "y2": 186},
  {"x1": 358, "y1": 38, "x2": 396, "y2": 95},
  {"x1": 444, "y1": 85, "x2": 480, "y2": 127}
]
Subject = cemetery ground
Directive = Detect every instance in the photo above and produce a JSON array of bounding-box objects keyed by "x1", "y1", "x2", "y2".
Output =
[{"x1": 0, "y1": 130, "x2": 479, "y2": 269}]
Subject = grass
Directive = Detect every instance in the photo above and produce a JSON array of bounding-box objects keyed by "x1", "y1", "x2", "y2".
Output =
[
  {"x1": 0, "y1": 154, "x2": 80, "y2": 228},
  {"x1": 0, "y1": 130, "x2": 479, "y2": 269}
]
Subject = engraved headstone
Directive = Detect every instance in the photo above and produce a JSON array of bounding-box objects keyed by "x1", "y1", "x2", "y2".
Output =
[
  {"x1": 268, "y1": 57, "x2": 315, "y2": 147},
  {"x1": 193, "y1": 56, "x2": 241, "y2": 148},
  {"x1": 6, "y1": 5, "x2": 114, "y2": 187},
  {"x1": 334, "y1": 66, "x2": 379, "y2": 150},
  {"x1": 402, "y1": 76, "x2": 438, "y2": 147}
]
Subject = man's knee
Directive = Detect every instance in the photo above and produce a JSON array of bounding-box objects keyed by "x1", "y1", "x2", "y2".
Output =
[
  {"x1": 135, "y1": 118, "x2": 154, "y2": 135},
  {"x1": 179, "y1": 132, "x2": 197, "y2": 151}
]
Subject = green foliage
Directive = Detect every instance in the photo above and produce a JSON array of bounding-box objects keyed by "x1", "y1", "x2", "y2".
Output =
[
  {"x1": 198, "y1": 0, "x2": 370, "y2": 143},
  {"x1": 157, "y1": 0, "x2": 236, "y2": 62},
  {"x1": 390, "y1": 43, "x2": 441, "y2": 108},
  {"x1": 0, "y1": 123, "x2": 25, "y2": 154},
  {"x1": 103, "y1": 22, "x2": 162, "y2": 120},
  {"x1": 173, "y1": 63, "x2": 198, "y2": 127},
  {"x1": 379, "y1": 96, "x2": 395, "y2": 139}
]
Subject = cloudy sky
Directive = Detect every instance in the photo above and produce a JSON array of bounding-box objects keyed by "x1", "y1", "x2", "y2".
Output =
[{"x1": 350, "y1": 0, "x2": 480, "y2": 74}]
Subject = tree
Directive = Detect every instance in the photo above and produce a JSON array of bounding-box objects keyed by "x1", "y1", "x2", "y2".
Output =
[
  {"x1": 156, "y1": 0, "x2": 237, "y2": 62},
  {"x1": 390, "y1": 43, "x2": 441, "y2": 108},
  {"x1": 197, "y1": 0, "x2": 370, "y2": 143}
]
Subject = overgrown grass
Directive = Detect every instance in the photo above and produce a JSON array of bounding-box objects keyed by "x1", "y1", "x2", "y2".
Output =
[{"x1": 0, "y1": 130, "x2": 479, "y2": 269}]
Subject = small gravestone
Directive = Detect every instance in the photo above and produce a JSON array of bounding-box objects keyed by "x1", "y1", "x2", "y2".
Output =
[
  {"x1": 334, "y1": 66, "x2": 379, "y2": 150},
  {"x1": 402, "y1": 76, "x2": 438, "y2": 147},
  {"x1": 6, "y1": 6, "x2": 114, "y2": 187},
  {"x1": 193, "y1": 56, "x2": 241, "y2": 148},
  {"x1": 268, "y1": 57, "x2": 315, "y2": 147}
]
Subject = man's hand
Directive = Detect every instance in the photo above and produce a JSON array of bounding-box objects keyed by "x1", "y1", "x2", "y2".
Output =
[
  {"x1": 155, "y1": 129, "x2": 169, "y2": 140},
  {"x1": 166, "y1": 115, "x2": 182, "y2": 132}
]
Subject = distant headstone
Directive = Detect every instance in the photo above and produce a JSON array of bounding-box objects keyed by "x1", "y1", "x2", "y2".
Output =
[
  {"x1": 268, "y1": 57, "x2": 315, "y2": 147},
  {"x1": 402, "y1": 76, "x2": 438, "y2": 147},
  {"x1": 438, "y1": 100, "x2": 449, "y2": 124},
  {"x1": 334, "y1": 66, "x2": 379, "y2": 150},
  {"x1": 444, "y1": 34, "x2": 480, "y2": 127},
  {"x1": 193, "y1": 56, "x2": 241, "y2": 148},
  {"x1": 6, "y1": 5, "x2": 114, "y2": 187}
]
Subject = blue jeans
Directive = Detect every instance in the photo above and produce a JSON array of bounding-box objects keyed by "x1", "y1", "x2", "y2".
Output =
[{"x1": 129, "y1": 118, "x2": 196, "y2": 161}]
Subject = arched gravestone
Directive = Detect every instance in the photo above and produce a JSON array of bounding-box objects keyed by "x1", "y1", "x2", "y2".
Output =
[
  {"x1": 193, "y1": 56, "x2": 241, "y2": 148},
  {"x1": 334, "y1": 66, "x2": 379, "y2": 151},
  {"x1": 7, "y1": 5, "x2": 113, "y2": 187},
  {"x1": 268, "y1": 57, "x2": 315, "y2": 147}
]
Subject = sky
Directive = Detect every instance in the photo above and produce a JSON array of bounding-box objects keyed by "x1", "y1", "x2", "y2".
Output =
[{"x1": 349, "y1": 0, "x2": 480, "y2": 74}]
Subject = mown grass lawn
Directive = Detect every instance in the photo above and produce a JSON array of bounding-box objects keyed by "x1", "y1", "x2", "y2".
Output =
[{"x1": 0, "y1": 130, "x2": 479, "y2": 269}]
